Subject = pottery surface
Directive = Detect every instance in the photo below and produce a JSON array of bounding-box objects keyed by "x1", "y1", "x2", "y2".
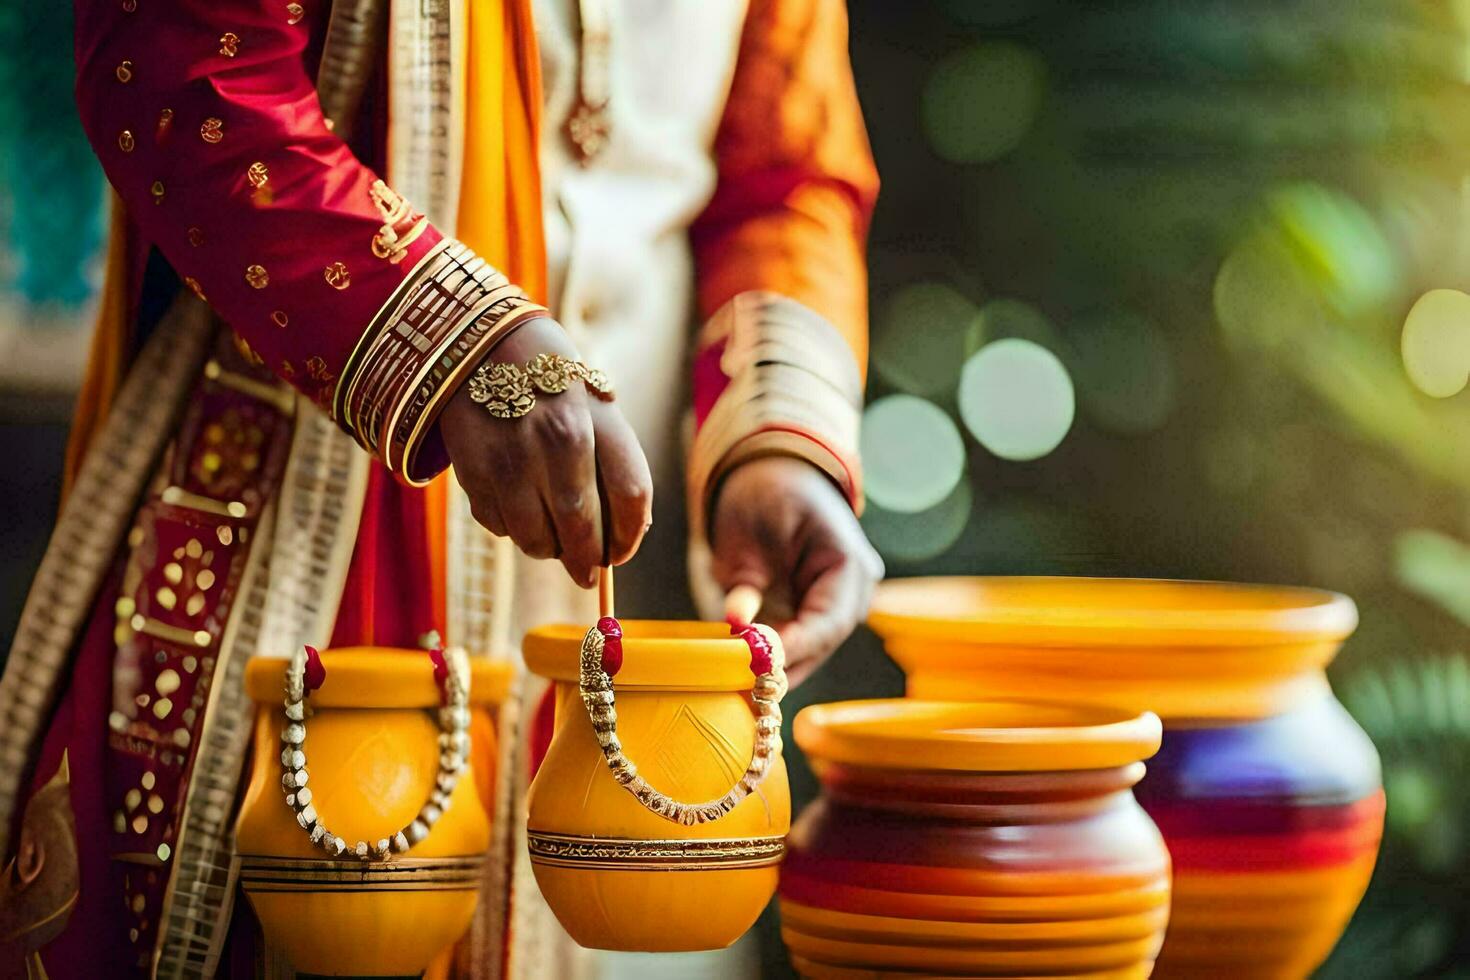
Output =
[
  {"x1": 869, "y1": 577, "x2": 1385, "y2": 978},
  {"x1": 524, "y1": 620, "x2": 791, "y2": 953},
  {"x1": 235, "y1": 648, "x2": 510, "y2": 976},
  {"x1": 780, "y1": 698, "x2": 1171, "y2": 978}
]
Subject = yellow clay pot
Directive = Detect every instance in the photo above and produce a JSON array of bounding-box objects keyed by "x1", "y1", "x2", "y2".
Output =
[
  {"x1": 524, "y1": 620, "x2": 791, "y2": 953},
  {"x1": 235, "y1": 648, "x2": 511, "y2": 976}
]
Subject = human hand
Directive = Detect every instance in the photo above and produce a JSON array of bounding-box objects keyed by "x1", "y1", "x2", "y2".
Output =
[
  {"x1": 709, "y1": 455, "x2": 883, "y2": 686},
  {"x1": 439, "y1": 316, "x2": 653, "y2": 587}
]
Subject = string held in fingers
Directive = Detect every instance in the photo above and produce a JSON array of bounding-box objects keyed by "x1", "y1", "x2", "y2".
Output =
[
  {"x1": 724, "y1": 584, "x2": 762, "y2": 629},
  {"x1": 598, "y1": 566, "x2": 615, "y2": 619}
]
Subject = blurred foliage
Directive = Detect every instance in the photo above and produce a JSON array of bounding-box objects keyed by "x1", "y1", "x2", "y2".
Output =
[{"x1": 849, "y1": 0, "x2": 1470, "y2": 973}]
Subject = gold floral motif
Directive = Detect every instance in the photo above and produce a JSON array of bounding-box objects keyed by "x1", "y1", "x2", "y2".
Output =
[
  {"x1": 468, "y1": 355, "x2": 615, "y2": 419},
  {"x1": 368, "y1": 180, "x2": 428, "y2": 263},
  {"x1": 567, "y1": 102, "x2": 611, "y2": 165},
  {"x1": 246, "y1": 161, "x2": 269, "y2": 189},
  {"x1": 323, "y1": 262, "x2": 350, "y2": 290},
  {"x1": 525, "y1": 353, "x2": 576, "y2": 394},
  {"x1": 467, "y1": 362, "x2": 536, "y2": 419},
  {"x1": 187, "y1": 226, "x2": 204, "y2": 247},
  {"x1": 286, "y1": 2, "x2": 304, "y2": 24},
  {"x1": 244, "y1": 264, "x2": 269, "y2": 289},
  {"x1": 271, "y1": 310, "x2": 288, "y2": 328},
  {"x1": 219, "y1": 33, "x2": 240, "y2": 58},
  {"x1": 305, "y1": 356, "x2": 334, "y2": 383},
  {"x1": 116, "y1": 60, "x2": 134, "y2": 83},
  {"x1": 200, "y1": 117, "x2": 224, "y2": 144},
  {"x1": 118, "y1": 130, "x2": 135, "y2": 153},
  {"x1": 527, "y1": 831, "x2": 786, "y2": 870},
  {"x1": 151, "y1": 180, "x2": 165, "y2": 204},
  {"x1": 183, "y1": 276, "x2": 205, "y2": 301}
]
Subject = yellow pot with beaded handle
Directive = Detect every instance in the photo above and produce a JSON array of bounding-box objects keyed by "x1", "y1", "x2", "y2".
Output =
[
  {"x1": 524, "y1": 618, "x2": 790, "y2": 952},
  {"x1": 235, "y1": 647, "x2": 511, "y2": 976}
]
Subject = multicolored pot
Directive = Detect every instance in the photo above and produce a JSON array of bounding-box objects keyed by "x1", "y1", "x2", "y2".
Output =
[
  {"x1": 779, "y1": 699, "x2": 1171, "y2": 978},
  {"x1": 235, "y1": 648, "x2": 510, "y2": 976},
  {"x1": 869, "y1": 577, "x2": 1386, "y2": 978},
  {"x1": 523, "y1": 620, "x2": 790, "y2": 953}
]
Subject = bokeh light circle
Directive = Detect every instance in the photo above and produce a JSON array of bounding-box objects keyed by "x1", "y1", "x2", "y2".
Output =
[
  {"x1": 861, "y1": 395, "x2": 967, "y2": 513},
  {"x1": 873, "y1": 282, "x2": 980, "y2": 398},
  {"x1": 958, "y1": 339, "x2": 1075, "y2": 461},
  {"x1": 1401, "y1": 289, "x2": 1470, "y2": 398},
  {"x1": 921, "y1": 42, "x2": 1046, "y2": 164},
  {"x1": 860, "y1": 479, "x2": 973, "y2": 565}
]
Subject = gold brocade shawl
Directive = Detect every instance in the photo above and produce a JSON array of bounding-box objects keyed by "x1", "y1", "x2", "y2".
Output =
[{"x1": 27, "y1": 1, "x2": 545, "y2": 976}]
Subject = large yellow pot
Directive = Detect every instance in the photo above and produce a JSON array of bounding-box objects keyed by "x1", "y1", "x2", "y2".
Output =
[
  {"x1": 869, "y1": 577, "x2": 1384, "y2": 979},
  {"x1": 235, "y1": 648, "x2": 510, "y2": 976},
  {"x1": 523, "y1": 620, "x2": 791, "y2": 952}
]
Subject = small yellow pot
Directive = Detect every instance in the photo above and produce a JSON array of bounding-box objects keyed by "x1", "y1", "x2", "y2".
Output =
[
  {"x1": 524, "y1": 621, "x2": 791, "y2": 952},
  {"x1": 235, "y1": 648, "x2": 510, "y2": 976}
]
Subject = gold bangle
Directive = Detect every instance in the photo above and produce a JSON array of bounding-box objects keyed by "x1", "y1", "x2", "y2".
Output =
[{"x1": 466, "y1": 353, "x2": 614, "y2": 419}]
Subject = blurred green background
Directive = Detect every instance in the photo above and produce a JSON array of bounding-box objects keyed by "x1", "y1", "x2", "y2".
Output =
[{"x1": 2, "y1": 0, "x2": 1469, "y2": 976}]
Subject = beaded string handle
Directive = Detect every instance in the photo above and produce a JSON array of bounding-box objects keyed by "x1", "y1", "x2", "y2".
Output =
[
  {"x1": 280, "y1": 640, "x2": 471, "y2": 862},
  {"x1": 579, "y1": 576, "x2": 787, "y2": 826}
]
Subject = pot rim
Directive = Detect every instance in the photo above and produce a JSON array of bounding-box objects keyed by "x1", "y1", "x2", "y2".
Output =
[
  {"x1": 523, "y1": 620, "x2": 758, "y2": 690},
  {"x1": 244, "y1": 648, "x2": 512, "y2": 707},
  {"x1": 795, "y1": 699, "x2": 1162, "y2": 773},
  {"x1": 869, "y1": 576, "x2": 1356, "y2": 647}
]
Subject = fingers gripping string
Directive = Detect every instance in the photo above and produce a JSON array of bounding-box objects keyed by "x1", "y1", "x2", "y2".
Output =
[{"x1": 578, "y1": 616, "x2": 786, "y2": 826}]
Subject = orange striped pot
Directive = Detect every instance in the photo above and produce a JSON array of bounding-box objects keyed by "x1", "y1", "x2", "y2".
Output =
[
  {"x1": 523, "y1": 621, "x2": 790, "y2": 952},
  {"x1": 235, "y1": 649, "x2": 510, "y2": 977},
  {"x1": 869, "y1": 577, "x2": 1385, "y2": 979},
  {"x1": 780, "y1": 699, "x2": 1170, "y2": 978}
]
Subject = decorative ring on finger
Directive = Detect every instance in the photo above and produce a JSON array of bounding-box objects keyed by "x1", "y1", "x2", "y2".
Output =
[{"x1": 467, "y1": 353, "x2": 614, "y2": 419}]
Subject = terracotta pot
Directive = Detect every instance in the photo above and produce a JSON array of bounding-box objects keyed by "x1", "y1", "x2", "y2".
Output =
[
  {"x1": 235, "y1": 648, "x2": 510, "y2": 976},
  {"x1": 523, "y1": 620, "x2": 790, "y2": 952},
  {"x1": 869, "y1": 577, "x2": 1385, "y2": 979},
  {"x1": 779, "y1": 699, "x2": 1170, "y2": 978}
]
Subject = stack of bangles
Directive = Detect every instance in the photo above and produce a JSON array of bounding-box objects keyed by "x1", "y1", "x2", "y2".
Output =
[{"x1": 334, "y1": 243, "x2": 614, "y2": 483}]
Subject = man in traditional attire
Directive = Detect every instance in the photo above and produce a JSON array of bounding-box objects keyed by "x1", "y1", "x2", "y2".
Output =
[{"x1": 0, "y1": 0, "x2": 879, "y2": 976}]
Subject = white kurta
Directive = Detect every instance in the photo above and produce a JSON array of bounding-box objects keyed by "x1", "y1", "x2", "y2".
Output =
[{"x1": 501, "y1": 4, "x2": 758, "y2": 977}]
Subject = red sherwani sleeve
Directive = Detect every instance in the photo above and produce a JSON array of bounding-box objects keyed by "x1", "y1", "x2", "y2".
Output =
[
  {"x1": 72, "y1": 0, "x2": 543, "y2": 484},
  {"x1": 687, "y1": 0, "x2": 879, "y2": 525}
]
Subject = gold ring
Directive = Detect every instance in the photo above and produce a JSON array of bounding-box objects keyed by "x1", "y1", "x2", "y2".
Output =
[{"x1": 467, "y1": 353, "x2": 614, "y2": 419}]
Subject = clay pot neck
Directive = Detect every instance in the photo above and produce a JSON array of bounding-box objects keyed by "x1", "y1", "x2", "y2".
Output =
[
  {"x1": 871, "y1": 577, "x2": 1357, "y2": 723},
  {"x1": 814, "y1": 760, "x2": 1146, "y2": 822}
]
